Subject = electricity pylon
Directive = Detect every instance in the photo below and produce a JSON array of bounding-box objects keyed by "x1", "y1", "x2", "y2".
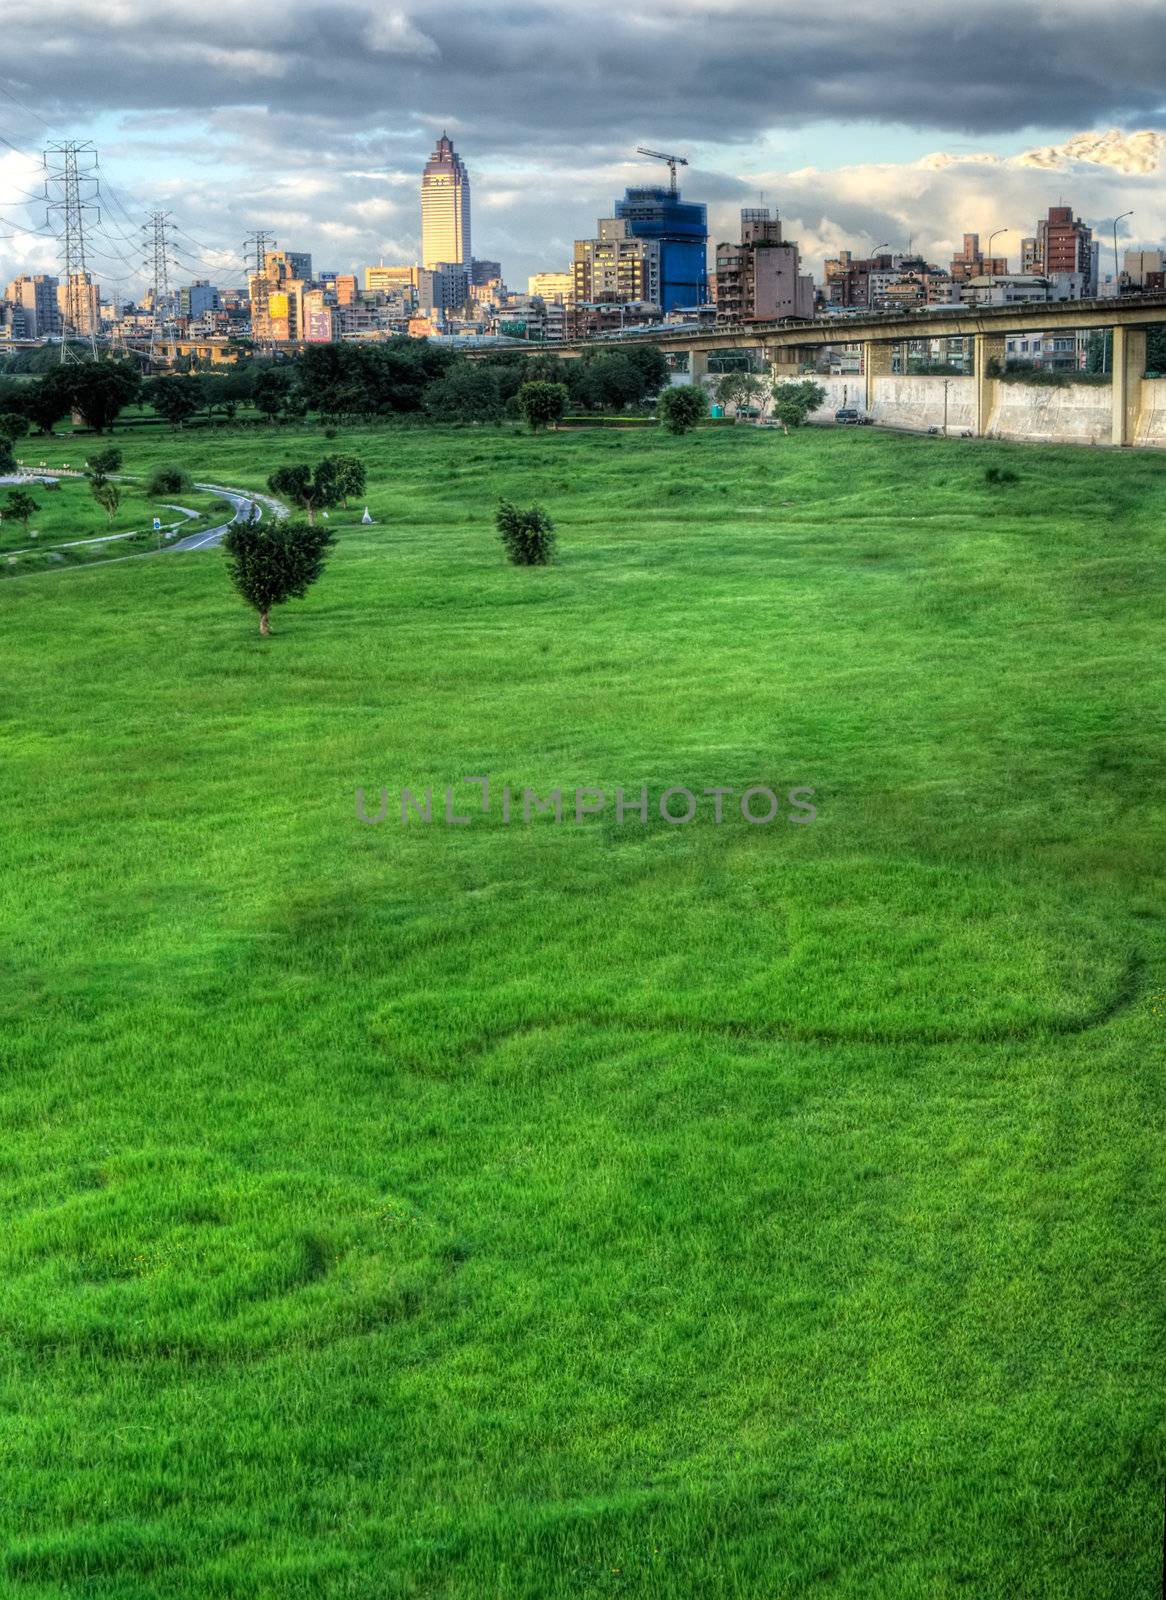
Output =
[
  {"x1": 143, "y1": 210, "x2": 176, "y2": 360},
  {"x1": 44, "y1": 141, "x2": 100, "y2": 362}
]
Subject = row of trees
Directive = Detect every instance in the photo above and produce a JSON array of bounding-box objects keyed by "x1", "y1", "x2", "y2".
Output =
[{"x1": 0, "y1": 343, "x2": 833, "y2": 438}]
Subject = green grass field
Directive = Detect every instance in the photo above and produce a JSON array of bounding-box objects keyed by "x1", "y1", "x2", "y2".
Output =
[{"x1": 2, "y1": 421, "x2": 1164, "y2": 1598}]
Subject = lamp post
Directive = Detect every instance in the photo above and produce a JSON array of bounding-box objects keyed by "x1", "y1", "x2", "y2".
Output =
[
  {"x1": 987, "y1": 229, "x2": 1008, "y2": 300},
  {"x1": 1113, "y1": 211, "x2": 1133, "y2": 295}
]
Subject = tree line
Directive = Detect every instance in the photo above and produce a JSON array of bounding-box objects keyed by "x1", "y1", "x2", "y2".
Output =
[{"x1": 0, "y1": 340, "x2": 671, "y2": 436}]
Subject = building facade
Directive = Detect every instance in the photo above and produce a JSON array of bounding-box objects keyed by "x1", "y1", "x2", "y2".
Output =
[
  {"x1": 4, "y1": 273, "x2": 60, "y2": 338},
  {"x1": 57, "y1": 271, "x2": 99, "y2": 337},
  {"x1": 573, "y1": 219, "x2": 661, "y2": 307},
  {"x1": 714, "y1": 209, "x2": 814, "y2": 322},
  {"x1": 528, "y1": 271, "x2": 574, "y2": 303},
  {"x1": 418, "y1": 263, "x2": 470, "y2": 319},
  {"x1": 613, "y1": 186, "x2": 708, "y2": 311},
  {"x1": 421, "y1": 133, "x2": 471, "y2": 270},
  {"x1": 950, "y1": 233, "x2": 1009, "y2": 281}
]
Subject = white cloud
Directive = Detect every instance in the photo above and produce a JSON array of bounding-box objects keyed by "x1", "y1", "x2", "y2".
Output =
[{"x1": 363, "y1": 10, "x2": 439, "y2": 58}]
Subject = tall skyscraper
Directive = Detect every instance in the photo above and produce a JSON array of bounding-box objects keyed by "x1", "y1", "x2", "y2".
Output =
[
  {"x1": 421, "y1": 133, "x2": 471, "y2": 270},
  {"x1": 614, "y1": 185, "x2": 708, "y2": 311}
]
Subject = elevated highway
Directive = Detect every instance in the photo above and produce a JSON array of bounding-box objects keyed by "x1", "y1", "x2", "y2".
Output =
[{"x1": 543, "y1": 295, "x2": 1166, "y2": 447}]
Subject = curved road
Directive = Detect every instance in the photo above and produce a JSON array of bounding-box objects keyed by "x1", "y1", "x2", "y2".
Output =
[{"x1": 170, "y1": 484, "x2": 286, "y2": 552}]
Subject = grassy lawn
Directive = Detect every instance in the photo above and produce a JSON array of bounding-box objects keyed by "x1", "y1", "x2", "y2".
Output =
[{"x1": 1, "y1": 422, "x2": 1164, "y2": 1598}]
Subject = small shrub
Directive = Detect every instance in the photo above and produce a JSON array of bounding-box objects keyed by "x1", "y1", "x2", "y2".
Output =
[
  {"x1": 147, "y1": 464, "x2": 194, "y2": 497},
  {"x1": 984, "y1": 466, "x2": 1019, "y2": 486},
  {"x1": 496, "y1": 500, "x2": 556, "y2": 566},
  {"x1": 658, "y1": 385, "x2": 708, "y2": 435}
]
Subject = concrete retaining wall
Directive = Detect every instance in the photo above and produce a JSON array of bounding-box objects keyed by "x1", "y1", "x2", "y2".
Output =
[
  {"x1": 872, "y1": 376, "x2": 975, "y2": 432},
  {"x1": 987, "y1": 382, "x2": 1113, "y2": 445},
  {"x1": 771, "y1": 371, "x2": 1166, "y2": 447},
  {"x1": 1135, "y1": 378, "x2": 1166, "y2": 447}
]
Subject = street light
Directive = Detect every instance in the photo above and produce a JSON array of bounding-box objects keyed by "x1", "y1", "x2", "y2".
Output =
[
  {"x1": 1113, "y1": 211, "x2": 1133, "y2": 294},
  {"x1": 986, "y1": 229, "x2": 1009, "y2": 298}
]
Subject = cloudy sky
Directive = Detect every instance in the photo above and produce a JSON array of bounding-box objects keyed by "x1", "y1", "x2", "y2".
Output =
[{"x1": 1, "y1": 0, "x2": 1164, "y2": 294}]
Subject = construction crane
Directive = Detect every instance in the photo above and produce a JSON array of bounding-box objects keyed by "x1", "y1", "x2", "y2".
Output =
[{"x1": 635, "y1": 146, "x2": 688, "y2": 196}]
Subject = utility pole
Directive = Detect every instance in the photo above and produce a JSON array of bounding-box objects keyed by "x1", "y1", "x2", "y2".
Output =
[
  {"x1": 44, "y1": 141, "x2": 100, "y2": 363},
  {"x1": 143, "y1": 210, "x2": 176, "y2": 362}
]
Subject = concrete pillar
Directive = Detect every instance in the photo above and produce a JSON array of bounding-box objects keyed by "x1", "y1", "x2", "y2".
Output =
[
  {"x1": 863, "y1": 342, "x2": 894, "y2": 413},
  {"x1": 771, "y1": 345, "x2": 802, "y2": 384},
  {"x1": 687, "y1": 348, "x2": 709, "y2": 382},
  {"x1": 973, "y1": 335, "x2": 1005, "y2": 437},
  {"x1": 1111, "y1": 326, "x2": 1146, "y2": 447}
]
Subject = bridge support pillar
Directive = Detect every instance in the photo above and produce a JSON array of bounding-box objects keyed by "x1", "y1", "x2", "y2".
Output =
[
  {"x1": 1111, "y1": 326, "x2": 1146, "y2": 446},
  {"x1": 974, "y1": 335, "x2": 1005, "y2": 437},
  {"x1": 687, "y1": 349, "x2": 710, "y2": 383},
  {"x1": 863, "y1": 342, "x2": 894, "y2": 414}
]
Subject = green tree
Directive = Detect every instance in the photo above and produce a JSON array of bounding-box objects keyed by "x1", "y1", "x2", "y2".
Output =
[
  {"x1": 267, "y1": 462, "x2": 342, "y2": 524},
  {"x1": 253, "y1": 368, "x2": 293, "y2": 422},
  {"x1": 223, "y1": 517, "x2": 335, "y2": 636},
  {"x1": 147, "y1": 465, "x2": 194, "y2": 497},
  {"x1": 518, "y1": 380, "x2": 568, "y2": 432},
  {"x1": 770, "y1": 379, "x2": 827, "y2": 430},
  {"x1": 68, "y1": 361, "x2": 141, "y2": 432},
  {"x1": 86, "y1": 446, "x2": 122, "y2": 485},
  {"x1": 0, "y1": 435, "x2": 14, "y2": 474},
  {"x1": 496, "y1": 500, "x2": 556, "y2": 566},
  {"x1": 0, "y1": 412, "x2": 30, "y2": 442},
  {"x1": 2, "y1": 488, "x2": 38, "y2": 531},
  {"x1": 716, "y1": 372, "x2": 768, "y2": 420},
  {"x1": 22, "y1": 370, "x2": 74, "y2": 436},
  {"x1": 658, "y1": 384, "x2": 708, "y2": 435},
  {"x1": 90, "y1": 479, "x2": 121, "y2": 524},
  {"x1": 149, "y1": 376, "x2": 202, "y2": 430},
  {"x1": 425, "y1": 364, "x2": 503, "y2": 423},
  {"x1": 316, "y1": 454, "x2": 366, "y2": 508},
  {"x1": 1147, "y1": 328, "x2": 1166, "y2": 376}
]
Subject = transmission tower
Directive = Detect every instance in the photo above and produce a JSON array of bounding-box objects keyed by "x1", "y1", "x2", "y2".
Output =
[
  {"x1": 44, "y1": 141, "x2": 100, "y2": 362},
  {"x1": 143, "y1": 210, "x2": 176, "y2": 359},
  {"x1": 243, "y1": 230, "x2": 275, "y2": 281}
]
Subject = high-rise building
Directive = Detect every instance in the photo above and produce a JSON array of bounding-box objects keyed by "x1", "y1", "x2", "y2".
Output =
[
  {"x1": 300, "y1": 288, "x2": 334, "y2": 342},
  {"x1": 333, "y1": 274, "x2": 359, "y2": 305},
  {"x1": 179, "y1": 282, "x2": 219, "y2": 318},
  {"x1": 417, "y1": 263, "x2": 469, "y2": 318},
  {"x1": 470, "y1": 258, "x2": 500, "y2": 286},
  {"x1": 1028, "y1": 207, "x2": 1097, "y2": 294},
  {"x1": 264, "y1": 249, "x2": 312, "y2": 284},
  {"x1": 950, "y1": 233, "x2": 1009, "y2": 282},
  {"x1": 421, "y1": 133, "x2": 470, "y2": 270},
  {"x1": 365, "y1": 263, "x2": 417, "y2": 296},
  {"x1": 573, "y1": 218, "x2": 661, "y2": 307},
  {"x1": 613, "y1": 185, "x2": 708, "y2": 311},
  {"x1": 714, "y1": 209, "x2": 814, "y2": 323},
  {"x1": 1124, "y1": 250, "x2": 1163, "y2": 287},
  {"x1": 57, "y1": 271, "x2": 99, "y2": 337},
  {"x1": 528, "y1": 272, "x2": 574, "y2": 303},
  {"x1": 5, "y1": 273, "x2": 60, "y2": 338}
]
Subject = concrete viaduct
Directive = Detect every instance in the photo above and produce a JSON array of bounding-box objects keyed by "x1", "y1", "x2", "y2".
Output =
[{"x1": 544, "y1": 295, "x2": 1166, "y2": 447}]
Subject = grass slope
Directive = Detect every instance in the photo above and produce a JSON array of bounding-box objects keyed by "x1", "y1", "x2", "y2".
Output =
[{"x1": 1, "y1": 424, "x2": 1164, "y2": 1599}]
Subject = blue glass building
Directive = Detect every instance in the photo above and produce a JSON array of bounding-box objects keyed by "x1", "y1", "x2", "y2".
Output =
[{"x1": 614, "y1": 187, "x2": 709, "y2": 312}]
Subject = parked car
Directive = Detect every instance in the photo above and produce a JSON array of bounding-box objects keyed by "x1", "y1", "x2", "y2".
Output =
[{"x1": 835, "y1": 407, "x2": 861, "y2": 424}]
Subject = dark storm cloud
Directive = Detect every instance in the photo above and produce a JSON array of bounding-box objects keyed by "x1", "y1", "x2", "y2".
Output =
[{"x1": 12, "y1": 0, "x2": 1166, "y2": 145}]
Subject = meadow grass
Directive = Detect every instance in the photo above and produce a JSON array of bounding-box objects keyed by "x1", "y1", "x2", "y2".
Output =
[{"x1": 1, "y1": 422, "x2": 1164, "y2": 1598}]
